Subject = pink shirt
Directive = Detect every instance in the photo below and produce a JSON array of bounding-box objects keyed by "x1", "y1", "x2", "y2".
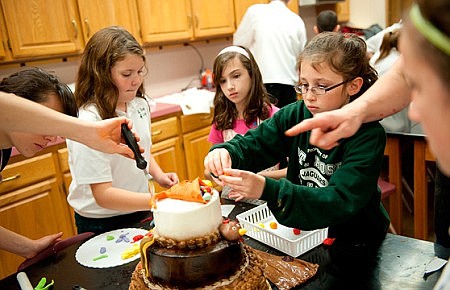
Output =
[{"x1": 208, "y1": 104, "x2": 279, "y2": 144}]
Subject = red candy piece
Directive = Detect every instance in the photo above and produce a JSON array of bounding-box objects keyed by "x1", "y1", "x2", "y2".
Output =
[
  {"x1": 323, "y1": 237, "x2": 335, "y2": 246},
  {"x1": 132, "y1": 234, "x2": 144, "y2": 243},
  {"x1": 292, "y1": 228, "x2": 301, "y2": 235}
]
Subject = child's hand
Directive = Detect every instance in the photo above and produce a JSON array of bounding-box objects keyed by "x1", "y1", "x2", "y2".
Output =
[
  {"x1": 204, "y1": 149, "x2": 232, "y2": 185},
  {"x1": 156, "y1": 172, "x2": 179, "y2": 188},
  {"x1": 221, "y1": 168, "x2": 265, "y2": 201}
]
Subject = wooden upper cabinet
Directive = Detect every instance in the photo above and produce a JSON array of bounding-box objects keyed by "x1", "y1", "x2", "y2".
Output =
[
  {"x1": 138, "y1": 0, "x2": 234, "y2": 45},
  {"x1": 76, "y1": 0, "x2": 141, "y2": 44},
  {"x1": 190, "y1": 0, "x2": 235, "y2": 39},
  {"x1": 336, "y1": 0, "x2": 350, "y2": 23},
  {"x1": 137, "y1": 0, "x2": 193, "y2": 44},
  {"x1": 0, "y1": 0, "x2": 84, "y2": 58}
]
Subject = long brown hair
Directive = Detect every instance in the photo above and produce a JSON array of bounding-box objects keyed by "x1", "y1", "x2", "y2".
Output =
[
  {"x1": 212, "y1": 46, "x2": 272, "y2": 130},
  {"x1": 298, "y1": 32, "x2": 378, "y2": 100},
  {"x1": 376, "y1": 29, "x2": 400, "y2": 63},
  {"x1": 75, "y1": 26, "x2": 146, "y2": 120}
]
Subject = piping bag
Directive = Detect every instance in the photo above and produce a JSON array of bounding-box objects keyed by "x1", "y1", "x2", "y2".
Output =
[{"x1": 121, "y1": 124, "x2": 156, "y2": 208}]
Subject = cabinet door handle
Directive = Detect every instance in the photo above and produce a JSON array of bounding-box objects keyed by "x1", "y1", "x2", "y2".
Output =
[
  {"x1": 152, "y1": 130, "x2": 162, "y2": 136},
  {"x1": 71, "y1": 19, "x2": 78, "y2": 39},
  {"x1": 194, "y1": 15, "x2": 199, "y2": 28},
  {"x1": 84, "y1": 18, "x2": 90, "y2": 38},
  {"x1": 2, "y1": 174, "x2": 20, "y2": 183}
]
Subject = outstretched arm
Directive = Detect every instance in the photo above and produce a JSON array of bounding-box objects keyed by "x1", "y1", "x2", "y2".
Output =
[
  {"x1": 0, "y1": 93, "x2": 139, "y2": 158},
  {"x1": 0, "y1": 226, "x2": 63, "y2": 259},
  {"x1": 285, "y1": 58, "x2": 411, "y2": 149}
]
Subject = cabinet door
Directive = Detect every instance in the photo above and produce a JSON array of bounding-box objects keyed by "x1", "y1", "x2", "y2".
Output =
[
  {"x1": 151, "y1": 137, "x2": 187, "y2": 192},
  {"x1": 137, "y1": 0, "x2": 193, "y2": 44},
  {"x1": 76, "y1": 0, "x2": 141, "y2": 43},
  {"x1": 0, "y1": 180, "x2": 75, "y2": 278},
  {"x1": 183, "y1": 126, "x2": 212, "y2": 180},
  {"x1": 191, "y1": 0, "x2": 235, "y2": 39},
  {"x1": 0, "y1": 0, "x2": 83, "y2": 58},
  {"x1": 336, "y1": 0, "x2": 350, "y2": 23}
]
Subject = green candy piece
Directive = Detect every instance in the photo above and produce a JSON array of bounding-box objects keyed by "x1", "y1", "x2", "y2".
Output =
[{"x1": 93, "y1": 254, "x2": 109, "y2": 261}]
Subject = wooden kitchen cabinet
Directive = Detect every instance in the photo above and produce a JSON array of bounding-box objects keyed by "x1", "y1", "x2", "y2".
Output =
[
  {"x1": 150, "y1": 116, "x2": 187, "y2": 192},
  {"x1": 0, "y1": 0, "x2": 84, "y2": 58},
  {"x1": 336, "y1": 0, "x2": 350, "y2": 23},
  {"x1": 180, "y1": 111, "x2": 213, "y2": 180},
  {"x1": 0, "y1": 152, "x2": 75, "y2": 279},
  {"x1": 137, "y1": 0, "x2": 235, "y2": 45},
  {"x1": 190, "y1": 0, "x2": 235, "y2": 39},
  {"x1": 137, "y1": 0, "x2": 193, "y2": 44},
  {"x1": 76, "y1": 0, "x2": 141, "y2": 43}
]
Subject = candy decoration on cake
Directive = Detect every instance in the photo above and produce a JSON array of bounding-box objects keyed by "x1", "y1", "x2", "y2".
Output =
[{"x1": 219, "y1": 219, "x2": 247, "y2": 242}]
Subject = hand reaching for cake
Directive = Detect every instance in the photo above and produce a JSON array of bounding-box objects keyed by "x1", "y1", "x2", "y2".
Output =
[
  {"x1": 220, "y1": 168, "x2": 265, "y2": 202},
  {"x1": 204, "y1": 148, "x2": 233, "y2": 185}
]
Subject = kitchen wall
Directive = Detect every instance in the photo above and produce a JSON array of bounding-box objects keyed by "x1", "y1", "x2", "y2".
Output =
[{"x1": 0, "y1": 0, "x2": 386, "y2": 98}]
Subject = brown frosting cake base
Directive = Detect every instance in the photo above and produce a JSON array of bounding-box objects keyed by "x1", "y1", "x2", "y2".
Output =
[
  {"x1": 149, "y1": 240, "x2": 242, "y2": 288},
  {"x1": 129, "y1": 245, "x2": 269, "y2": 290}
]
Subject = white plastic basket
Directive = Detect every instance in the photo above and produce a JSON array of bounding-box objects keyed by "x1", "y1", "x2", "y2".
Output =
[{"x1": 236, "y1": 204, "x2": 328, "y2": 257}]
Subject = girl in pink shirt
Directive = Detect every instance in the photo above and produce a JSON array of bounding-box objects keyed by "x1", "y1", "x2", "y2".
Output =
[{"x1": 207, "y1": 46, "x2": 285, "y2": 180}]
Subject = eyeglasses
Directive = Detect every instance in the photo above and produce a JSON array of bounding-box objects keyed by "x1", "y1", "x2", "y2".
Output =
[{"x1": 294, "y1": 79, "x2": 353, "y2": 95}]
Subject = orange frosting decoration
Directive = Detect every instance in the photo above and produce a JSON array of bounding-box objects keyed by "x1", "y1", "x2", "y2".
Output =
[{"x1": 154, "y1": 177, "x2": 209, "y2": 204}]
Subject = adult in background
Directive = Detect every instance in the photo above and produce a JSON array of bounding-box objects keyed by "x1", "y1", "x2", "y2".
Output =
[
  {"x1": 314, "y1": 10, "x2": 340, "y2": 34},
  {"x1": 233, "y1": 0, "x2": 307, "y2": 108}
]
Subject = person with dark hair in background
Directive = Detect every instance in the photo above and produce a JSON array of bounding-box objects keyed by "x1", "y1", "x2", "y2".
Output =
[
  {"x1": 233, "y1": 0, "x2": 307, "y2": 108},
  {"x1": 314, "y1": 10, "x2": 340, "y2": 34}
]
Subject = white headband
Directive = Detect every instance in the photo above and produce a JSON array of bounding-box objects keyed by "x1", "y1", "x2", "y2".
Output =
[{"x1": 217, "y1": 46, "x2": 250, "y2": 59}]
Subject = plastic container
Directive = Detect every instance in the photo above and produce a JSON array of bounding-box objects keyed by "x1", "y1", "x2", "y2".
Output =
[{"x1": 236, "y1": 204, "x2": 328, "y2": 257}]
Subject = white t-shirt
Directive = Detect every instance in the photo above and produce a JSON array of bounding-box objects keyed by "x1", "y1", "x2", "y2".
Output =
[
  {"x1": 66, "y1": 97, "x2": 152, "y2": 218},
  {"x1": 233, "y1": 0, "x2": 307, "y2": 86}
]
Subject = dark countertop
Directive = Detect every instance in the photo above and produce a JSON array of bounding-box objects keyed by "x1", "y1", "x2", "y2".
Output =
[{"x1": 1, "y1": 201, "x2": 449, "y2": 290}]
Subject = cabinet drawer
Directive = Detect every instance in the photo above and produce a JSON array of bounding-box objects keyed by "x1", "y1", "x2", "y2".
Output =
[
  {"x1": 0, "y1": 153, "x2": 56, "y2": 194},
  {"x1": 151, "y1": 116, "x2": 179, "y2": 143},
  {"x1": 180, "y1": 112, "x2": 213, "y2": 133}
]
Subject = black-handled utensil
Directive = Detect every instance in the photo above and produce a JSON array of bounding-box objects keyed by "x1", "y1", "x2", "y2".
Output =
[
  {"x1": 121, "y1": 123, "x2": 147, "y2": 170},
  {"x1": 121, "y1": 123, "x2": 155, "y2": 207}
]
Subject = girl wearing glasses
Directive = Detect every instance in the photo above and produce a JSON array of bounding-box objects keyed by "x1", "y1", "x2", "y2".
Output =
[{"x1": 204, "y1": 32, "x2": 387, "y2": 283}]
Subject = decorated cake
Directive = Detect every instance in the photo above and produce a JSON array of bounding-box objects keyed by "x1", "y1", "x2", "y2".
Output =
[{"x1": 129, "y1": 178, "x2": 270, "y2": 290}]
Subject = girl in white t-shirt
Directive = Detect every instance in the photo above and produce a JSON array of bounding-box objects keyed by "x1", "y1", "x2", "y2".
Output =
[{"x1": 67, "y1": 26, "x2": 178, "y2": 234}]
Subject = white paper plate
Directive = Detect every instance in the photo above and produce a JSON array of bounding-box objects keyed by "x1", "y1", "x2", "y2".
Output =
[{"x1": 75, "y1": 228, "x2": 149, "y2": 268}]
